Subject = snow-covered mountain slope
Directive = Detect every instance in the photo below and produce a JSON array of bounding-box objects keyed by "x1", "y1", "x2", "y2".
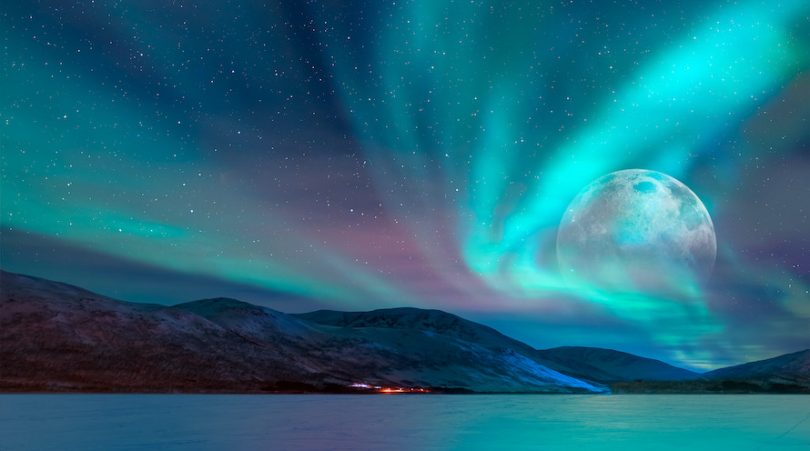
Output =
[
  {"x1": 296, "y1": 307, "x2": 542, "y2": 357},
  {"x1": 0, "y1": 271, "x2": 321, "y2": 391},
  {"x1": 296, "y1": 308, "x2": 604, "y2": 392},
  {"x1": 535, "y1": 346, "x2": 699, "y2": 383},
  {"x1": 0, "y1": 271, "x2": 605, "y2": 393},
  {"x1": 173, "y1": 298, "x2": 322, "y2": 340},
  {"x1": 703, "y1": 349, "x2": 810, "y2": 385}
]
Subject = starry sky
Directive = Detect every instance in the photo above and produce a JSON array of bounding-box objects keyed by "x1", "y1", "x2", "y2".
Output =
[{"x1": 2, "y1": 0, "x2": 808, "y2": 369}]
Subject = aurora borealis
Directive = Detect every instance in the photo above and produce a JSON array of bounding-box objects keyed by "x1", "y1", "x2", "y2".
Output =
[{"x1": 1, "y1": 0, "x2": 808, "y2": 369}]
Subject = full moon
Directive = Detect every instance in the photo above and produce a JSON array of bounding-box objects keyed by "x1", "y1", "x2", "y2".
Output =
[{"x1": 556, "y1": 169, "x2": 716, "y2": 294}]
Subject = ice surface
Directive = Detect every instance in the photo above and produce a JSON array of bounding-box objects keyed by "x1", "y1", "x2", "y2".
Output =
[{"x1": 0, "y1": 395, "x2": 808, "y2": 450}]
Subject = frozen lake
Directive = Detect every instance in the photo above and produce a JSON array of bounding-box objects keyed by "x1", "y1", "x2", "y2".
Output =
[{"x1": 1, "y1": 394, "x2": 808, "y2": 450}]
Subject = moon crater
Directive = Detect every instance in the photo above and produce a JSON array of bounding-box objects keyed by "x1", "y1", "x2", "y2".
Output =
[{"x1": 556, "y1": 169, "x2": 716, "y2": 294}]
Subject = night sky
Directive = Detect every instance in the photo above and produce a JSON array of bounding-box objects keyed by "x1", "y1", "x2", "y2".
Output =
[{"x1": 2, "y1": 0, "x2": 808, "y2": 369}]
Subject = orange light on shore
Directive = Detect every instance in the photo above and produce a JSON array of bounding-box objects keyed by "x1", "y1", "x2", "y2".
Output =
[
  {"x1": 348, "y1": 382, "x2": 431, "y2": 393},
  {"x1": 379, "y1": 388, "x2": 403, "y2": 393},
  {"x1": 377, "y1": 387, "x2": 430, "y2": 394}
]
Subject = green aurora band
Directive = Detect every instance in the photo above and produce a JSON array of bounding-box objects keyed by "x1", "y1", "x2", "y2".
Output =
[{"x1": 316, "y1": 0, "x2": 809, "y2": 356}]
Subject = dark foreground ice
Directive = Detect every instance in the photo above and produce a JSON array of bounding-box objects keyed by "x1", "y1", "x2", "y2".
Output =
[{"x1": 0, "y1": 394, "x2": 808, "y2": 450}]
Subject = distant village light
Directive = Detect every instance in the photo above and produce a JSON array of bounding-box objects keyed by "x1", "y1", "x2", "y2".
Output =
[{"x1": 348, "y1": 383, "x2": 431, "y2": 394}]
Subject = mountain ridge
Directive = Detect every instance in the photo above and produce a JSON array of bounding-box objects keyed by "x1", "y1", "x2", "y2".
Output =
[
  {"x1": 535, "y1": 346, "x2": 699, "y2": 383},
  {"x1": 0, "y1": 270, "x2": 602, "y2": 393},
  {"x1": 1, "y1": 270, "x2": 807, "y2": 393},
  {"x1": 703, "y1": 349, "x2": 810, "y2": 384}
]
